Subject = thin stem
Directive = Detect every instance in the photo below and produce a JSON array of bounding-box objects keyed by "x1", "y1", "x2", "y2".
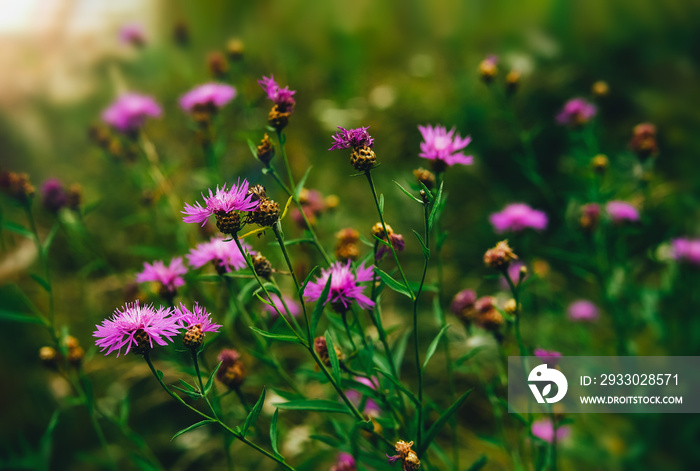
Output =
[
  {"x1": 276, "y1": 130, "x2": 295, "y2": 193},
  {"x1": 341, "y1": 311, "x2": 357, "y2": 350},
  {"x1": 190, "y1": 348, "x2": 219, "y2": 419}
]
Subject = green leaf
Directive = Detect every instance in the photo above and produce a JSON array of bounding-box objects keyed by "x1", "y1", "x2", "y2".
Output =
[
  {"x1": 1, "y1": 220, "x2": 33, "y2": 238},
  {"x1": 171, "y1": 420, "x2": 216, "y2": 441},
  {"x1": 30, "y1": 274, "x2": 51, "y2": 293},
  {"x1": 375, "y1": 267, "x2": 413, "y2": 299},
  {"x1": 299, "y1": 265, "x2": 320, "y2": 298},
  {"x1": 456, "y1": 346, "x2": 486, "y2": 365},
  {"x1": 171, "y1": 385, "x2": 202, "y2": 399},
  {"x1": 325, "y1": 331, "x2": 341, "y2": 385},
  {"x1": 423, "y1": 324, "x2": 450, "y2": 370},
  {"x1": 428, "y1": 181, "x2": 444, "y2": 232},
  {"x1": 274, "y1": 399, "x2": 352, "y2": 414},
  {"x1": 280, "y1": 238, "x2": 314, "y2": 247},
  {"x1": 203, "y1": 361, "x2": 223, "y2": 396},
  {"x1": 0, "y1": 309, "x2": 47, "y2": 325},
  {"x1": 178, "y1": 379, "x2": 197, "y2": 392},
  {"x1": 42, "y1": 223, "x2": 60, "y2": 254},
  {"x1": 310, "y1": 275, "x2": 332, "y2": 336},
  {"x1": 294, "y1": 166, "x2": 313, "y2": 200},
  {"x1": 418, "y1": 389, "x2": 472, "y2": 456},
  {"x1": 242, "y1": 387, "x2": 266, "y2": 437},
  {"x1": 418, "y1": 181, "x2": 435, "y2": 202},
  {"x1": 270, "y1": 408, "x2": 281, "y2": 458},
  {"x1": 310, "y1": 433, "x2": 344, "y2": 447},
  {"x1": 247, "y1": 138, "x2": 260, "y2": 161},
  {"x1": 249, "y1": 326, "x2": 303, "y2": 344},
  {"x1": 375, "y1": 368, "x2": 420, "y2": 406},
  {"x1": 412, "y1": 230, "x2": 430, "y2": 259},
  {"x1": 466, "y1": 455, "x2": 488, "y2": 471},
  {"x1": 119, "y1": 394, "x2": 131, "y2": 426},
  {"x1": 393, "y1": 181, "x2": 423, "y2": 204},
  {"x1": 156, "y1": 370, "x2": 164, "y2": 381},
  {"x1": 391, "y1": 329, "x2": 411, "y2": 378},
  {"x1": 372, "y1": 233, "x2": 391, "y2": 247},
  {"x1": 378, "y1": 194, "x2": 384, "y2": 214}
]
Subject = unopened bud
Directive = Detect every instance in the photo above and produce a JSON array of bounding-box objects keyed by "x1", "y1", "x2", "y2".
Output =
[
  {"x1": 505, "y1": 298, "x2": 517, "y2": 314},
  {"x1": 484, "y1": 240, "x2": 518, "y2": 270},
  {"x1": 591, "y1": 154, "x2": 609, "y2": 174},
  {"x1": 592, "y1": 80, "x2": 609, "y2": 97},
  {"x1": 226, "y1": 38, "x2": 244, "y2": 61}
]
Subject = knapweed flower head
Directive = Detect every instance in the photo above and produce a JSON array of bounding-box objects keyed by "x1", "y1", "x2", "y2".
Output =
[
  {"x1": 484, "y1": 240, "x2": 518, "y2": 270},
  {"x1": 329, "y1": 126, "x2": 375, "y2": 151},
  {"x1": 372, "y1": 222, "x2": 405, "y2": 261},
  {"x1": 314, "y1": 336, "x2": 343, "y2": 367},
  {"x1": 387, "y1": 440, "x2": 420, "y2": 470},
  {"x1": 187, "y1": 237, "x2": 251, "y2": 274},
  {"x1": 331, "y1": 452, "x2": 357, "y2": 471},
  {"x1": 182, "y1": 179, "x2": 260, "y2": 235},
  {"x1": 473, "y1": 296, "x2": 505, "y2": 331},
  {"x1": 175, "y1": 303, "x2": 221, "y2": 349},
  {"x1": 531, "y1": 419, "x2": 571, "y2": 443},
  {"x1": 534, "y1": 348, "x2": 561, "y2": 367},
  {"x1": 0, "y1": 170, "x2": 34, "y2": 202},
  {"x1": 671, "y1": 238, "x2": 700, "y2": 265},
  {"x1": 606, "y1": 201, "x2": 639, "y2": 223},
  {"x1": 119, "y1": 22, "x2": 146, "y2": 47},
  {"x1": 179, "y1": 83, "x2": 236, "y2": 113},
  {"x1": 216, "y1": 349, "x2": 247, "y2": 389},
  {"x1": 102, "y1": 93, "x2": 162, "y2": 134},
  {"x1": 136, "y1": 257, "x2": 188, "y2": 300},
  {"x1": 490, "y1": 203, "x2": 548, "y2": 233},
  {"x1": 478, "y1": 55, "x2": 498, "y2": 83},
  {"x1": 580, "y1": 203, "x2": 601, "y2": 231},
  {"x1": 263, "y1": 294, "x2": 301, "y2": 319},
  {"x1": 450, "y1": 289, "x2": 477, "y2": 317},
  {"x1": 556, "y1": 97, "x2": 597, "y2": 127},
  {"x1": 417, "y1": 124, "x2": 473, "y2": 171},
  {"x1": 258, "y1": 75, "x2": 296, "y2": 110},
  {"x1": 346, "y1": 377, "x2": 381, "y2": 417},
  {"x1": 304, "y1": 261, "x2": 375, "y2": 311},
  {"x1": 630, "y1": 122, "x2": 659, "y2": 158},
  {"x1": 567, "y1": 300, "x2": 599, "y2": 322},
  {"x1": 94, "y1": 302, "x2": 181, "y2": 356},
  {"x1": 40, "y1": 178, "x2": 67, "y2": 213}
]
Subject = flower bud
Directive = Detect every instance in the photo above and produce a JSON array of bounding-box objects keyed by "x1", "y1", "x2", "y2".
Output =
[
  {"x1": 484, "y1": 240, "x2": 518, "y2": 270},
  {"x1": 591, "y1": 154, "x2": 609, "y2": 174},
  {"x1": 478, "y1": 56, "x2": 498, "y2": 84},
  {"x1": 505, "y1": 298, "x2": 517, "y2": 314},
  {"x1": 412, "y1": 167, "x2": 436, "y2": 189},
  {"x1": 256, "y1": 134, "x2": 275, "y2": 166},
  {"x1": 252, "y1": 253, "x2": 273, "y2": 279},
  {"x1": 226, "y1": 38, "x2": 244, "y2": 61},
  {"x1": 207, "y1": 51, "x2": 228, "y2": 79},
  {"x1": 592, "y1": 80, "x2": 609, "y2": 97}
]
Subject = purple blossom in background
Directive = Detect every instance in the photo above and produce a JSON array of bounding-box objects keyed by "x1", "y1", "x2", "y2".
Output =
[
  {"x1": 136, "y1": 257, "x2": 188, "y2": 293},
  {"x1": 500, "y1": 261, "x2": 527, "y2": 290},
  {"x1": 258, "y1": 75, "x2": 296, "y2": 110},
  {"x1": 450, "y1": 289, "x2": 477, "y2": 315},
  {"x1": 329, "y1": 126, "x2": 375, "y2": 151},
  {"x1": 490, "y1": 203, "x2": 548, "y2": 233},
  {"x1": 263, "y1": 294, "x2": 302, "y2": 319},
  {"x1": 346, "y1": 376, "x2": 381, "y2": 417},
  {"x1": 174, "y1": 303, "x2": 221, "y2": 333},
  {"x1": 119, "y1": 22, "x2": 146, "y2": 46},
  {"x1": 304, "y1": 261, "x2": 375, "y2": 310},
  {"x1": 606, "y1": 201, "x2": 640, "y2": 223},
  {"x1": 187, "y1": 237, "x2": 250, "y2": 272},
  {"x1": 40, "y1": 178, "x2": 67, "y2": 213},
  {"x1": 567, "y1": 300, "x2": 599, "y2": 322},
  {"x1": 531, "y1": 419, "x2": 571, "y2": 443},
  {"x1": 671, "y1": 238, "x2": 700, "y2": 265},
  {"x1": 534, "y1": 348, "x2": 561, "y2": 367},
  {"x1": 179, "y1": 83, "x2": 237, "y2": 112},
  {"x1": 182, "y1": 179, "x2": 260, "y2": 226},
  {"x1": 94, "y1": 302, "x2": 180, "y2": 356},
  {"x1": 331, "y1": 452, "x2": 357, "y2": 471},
  {"x1": 102, "y1": 93, "x2": 162, "y2": 133},
  {"x1": 417, "y1": 124, "x2": 473, "y2": 167},
  {"x1": 556, "y1": 98, "x2": 597, "y2": 126},
  {"x1": 376, "y1": 232, "x2": 405, "y2": 261}
]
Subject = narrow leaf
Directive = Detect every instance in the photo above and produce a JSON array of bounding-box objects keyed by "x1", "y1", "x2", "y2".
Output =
[
  {"x1": 1, "y1": 220, "x2": 33, "y2": 238},
  {"x1": 423, "y1": 324, "x2": 450, "y2": 370},
  {"x1": 419, "y1": 389, "x2": 472, "y2": 455},
  {"x1": 412, "y1": 230, "x2": 430, "y2": 259},
  {"x1": 247, "y1": 138, "x2": 260, "y2": 161},
  {"x1": 375, "y1": 368, "x2": 420, "y2": 406},
  {"x1": 178, "y1": 379, "x2": 197, "y2": 391},
  {"x1": 299, "y1": 265, "x2": 320, "y2": 297},
  {"x1": 30, "y1": 274, "x2": 52, "y2": 293},
  {"x1": 242, "y1": 387, "x2": 266, "y2": 437},
  {"x1": 379, "y1": 194, "x2": 384, "y2": 214},
  {"x1": 274, "y1": 400, "x2": 352, "y2": 414},
  {"x1": 171, "y1": 420, "x2": 216, "y2": 441},
  {"x1": 249, "y1": 326, "x2": 303, "y2": 344},
  {"x1": 42, "y1": 223, "x2": 60, "y2": 254},
  {"x1": 270, "y1": 408, "x2": 281, "y2": 458},
  {"x1": 466, "y1": 455, "x2": 488, "y2": 471},
  {"x1": 294, "y1": 166, "x2": 313, "y2": 200},
  {"x1": 393, "y1": 181, "x2": 423, "y2": 204},
  {"x1": 427, "y1": 181, "x2": 444, "y2": 232},
  {"x1": 310, "y1": 275, "x2": 332, "y2": 336},
  {"x1": 280, "y1": 196, "x2": 294, "y2": 220},
  {"x1": 375, "y1": 267, "x2": 413, "y2": 299},
  {"x1": 391, "y1": 329, "x2": 411, "y2": 378},
  {"x1": 171, "y1": 385, "x2": 202, "y2": 399},
  {"x1": 203, "y1": 361, "x2": 223, "y2": 396},
  {"x1": 325, "y1": 331, "x2": 341, "y2": 385},
  {"x1": 0, "y1": 310, "x2": 47, "y2": 326}
]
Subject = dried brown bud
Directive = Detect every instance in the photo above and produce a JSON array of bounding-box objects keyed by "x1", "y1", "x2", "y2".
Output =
[
  {"x1": 478, "y1": 56, "x2": 498, "y2": 83},
  {"x1": 39, "y1": 346, "x2": 60, "y2": 369},
  {"x1": 349, "y1": 145, "x2": 376, "y2": 171},
  {"x1": 66, "y1": 184, "x2": 82, "y2": 210},
  {"x1": 413, "y1": 167, "x2": 436, "y2": 189},
  {"x1": 629, "y1": 123, "x2": 659, "y2": 159},
  {"x1": 207, "y1": 51, "x2": 229, "y2": 79},
  {"x1": 252, "y1": 253, "x2": 273, "y2": 279},
  {"x1": 256, "y1": 134, "x2": 275, "y2": 166},
  {"x1": 216, "y1": 349, "x2": 247, "y2": 389},
  {"x1": 483, "y1": 240, "x2": 518, "y2": 270},
  {"x1": 592, "y1": 80, "x2": 609, "y2": 97},
  {"x1": 1, "y1": 171, "x2": 35, "y2": 202},
  {"x1": 371, "y1": 222, "x2": 393, "y2": 239},
  {"x1": 336, "y1": 228, "x2": 360, "y2": 245},
  {"x1": 506, "y1": 70, "x2": 521, "y2": 94},
  {"x1": 226, "y1": 38, "x2": 244, "y2": 61},
  {"x1": 248, "y1": 198, "x2": 280, "y2": 227},
  {"x1": 314, "y1": 336, "x2": 343, "y2": 367},
  {"x1": 215, "y1": 211, "x2": 242, "y2": 236},
  {"x1": 579, "y1": 203, "x2": 601, "y2": 231},
  {"x1": 268, "y1": 104, "x2": 292, "y2": 131}
]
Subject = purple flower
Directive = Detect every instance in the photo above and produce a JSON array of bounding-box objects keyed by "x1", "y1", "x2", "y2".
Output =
[
  {"x1": 606, "y1": 201, "x2": 639, "y2": 223},
  {"x1": 376, "y1": 232, "x2": 405, "y2": 261},
  {"x1": 179, "y1": 83, "x2": 237, "y2": 112},
  {"x1": 102, "y1": 93, "x2": 161, "y2": 134},
  {"x1": 40, "y1": 178, "x2": 67, "y2": 213},
  {"x1": 329, "y1": 126, "x2": 375, "y2": 151},
  {"x1": 187, "y1": 237, "x2": 251, "y2": 273},
  {"x1": 304, "y1": 261, "x2": 375, "y2": 310},
  {"x1": 119, "y1": 22, "x2": 146, "y2": 46},
  {"x1": 346, "y1": 377, "x2": 381, "y2": 417},
  {"x1": 499, "y1": 261, "x2": 528, "y2": 290},
  {"x1": 136, "y1": 257, "x2": 188, "y2": 293},
  {"x1": 258, "y1": 75, "x2": 296, "y2": 110},
  {"x1": 556, "y1": 98, "x2": 597, "y2": 126},
  {"x1": 182, "y1": 179, "x2": 260, "y2": 227},
  {"x1": 417, "y1": 124, "x2": 473, "y2": 167},
  {"x1": 263, "y1": 294, "x2": 302, "y2": 319},
  {"x1": 567, "y1": 300, "x2": 599, "y2": 322},
  {"x1": 671, "y1": 238, "x2": 700, "y2": 265},
  {"x1": 174, "y1": 303, "x2": 221, "y2": 333},
  {"x1": 450, "y1": 289, "x2": 477, "y2": 316},
  {"x1": 531, "y1": 419, "x2": 570, "y2": 443},
  {"x1": 490, "y1": 203, "x2": 548, "y2": 233},
  {"x1": 534, "y1": 348, "x2": 561, "y2": 367},
  {"x1": 331, "y1": 452, "x2": 357, "y2": 471},
  {"x1": 94, "y1": 301, "x2": 181, "y2": 356}
]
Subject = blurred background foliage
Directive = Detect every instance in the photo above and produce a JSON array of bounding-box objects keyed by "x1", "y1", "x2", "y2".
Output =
[{"x1": 1, "y1": 0, "x2": 700, "y2": 469}]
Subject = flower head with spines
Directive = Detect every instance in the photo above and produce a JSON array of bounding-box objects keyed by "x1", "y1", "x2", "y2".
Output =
[
  {"x1": 304, "y1": 261, "x2": 374, "y2": 311},
  {"x1": 182, "y1": 179, "x2": 260, "y2": 235},
  {"x1": 417, "y1": 124, "x2": 473, "y2": 169}
]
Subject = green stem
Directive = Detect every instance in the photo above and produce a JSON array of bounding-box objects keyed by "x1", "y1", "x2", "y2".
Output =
[{"x1": 276, "y1": 130, "x2": 295, "y2": 194}]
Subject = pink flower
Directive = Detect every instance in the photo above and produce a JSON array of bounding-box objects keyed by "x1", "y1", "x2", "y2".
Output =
[
  {"x1": 606, "y1": 201, "x2": 639, "y2": 223},
  {"x1": 376, "y1": 232, "x2": 405, "y2": 261},
  {"x1": 567, "y1": 300, "x2": 599, "y2": 322},
  {"x1": 94, "y1": 302, "x2": 181, "y2": 356},
  {"x1": 556, "y1": 98, "x2": 597, "y2": 126},
  {"x1": 500, "y1": 261, "x2": 527, "y2": 290},
  {"x1": 531, "y1": 419, "x2": 571, "y2": 443},
  {"x1": 490, "y1": 203, "x2": 548, "y2": 233},
  {"x1": 182, "y1": 179, "x2": 260, "y2": 226},
  {"x1": 187, "y1": 237, "x2": 251, "y2": 273},
  {"x1": 417, "y1": 124, "x2": 473, "y2": 167},
  {"x1": 258, "y1": 75, "x2": 296, "y2": 110},
  {"x1": 174, "y1": 303, "x2": 221, "y2": 333},
  {"x1": 102, "y1": 93, "x2": 162, "y2": 133},
  {"x1": 671, "y1": 238, "x2": 700, "y2": 265},
  {"x1": 40, "y1": 178, "x2": 67, "y2": 213},
  {"x1": 119, "y1": 22, "x2": 146, "y2": 47},
  {"x1": 263, "y1": 294, "x2": 301, "y2": 319},
  {"x1": 136, "y1": 257, "x2": 188, "y2": 293},
  {"x1": 179, "y1": 83, "x2": 237, "y2": 112},
  {"x1": 534, "y1": 348, "x2": 561, "y2": 367},
  {"x1": 331, "y1": 452, "x2": 357, "y2": 471},
  {"x1": 450, "y1": 289, "x2": 477, "y2": 315},
  {"x1": 329, "y1": 126, "x2": 375, "y2": 151},
  {"x1": 346, "y1": 377, "x2": 381, "y2": 417},
  {"x1": 304, "y1": 261, "x2": 375, "y2": 310}
]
